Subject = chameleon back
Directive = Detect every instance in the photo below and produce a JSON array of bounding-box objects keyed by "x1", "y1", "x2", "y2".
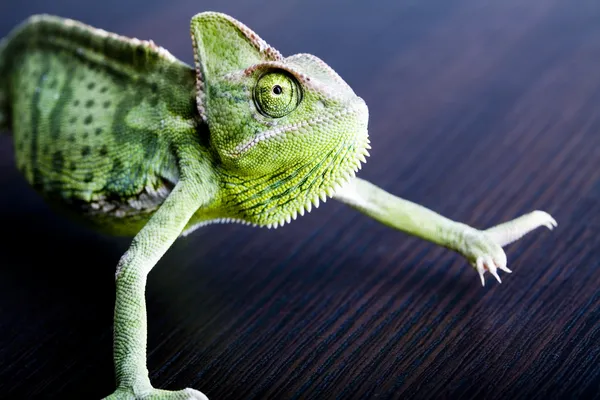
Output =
[{"x1": 0, "y1": 16, "x2": 200, "y2": 234}]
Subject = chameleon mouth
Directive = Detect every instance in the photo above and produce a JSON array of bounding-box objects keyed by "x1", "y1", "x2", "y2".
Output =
[{"x1": 231, "y1": 104, "x2": 362, "y2": 157}]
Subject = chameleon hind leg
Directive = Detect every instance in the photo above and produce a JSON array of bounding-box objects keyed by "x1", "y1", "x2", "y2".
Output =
[
  {"x1": 103, "y1": 181, "x2": 208, "y2": 400},
  {"x1": 334, "y1": 177, "x2": 557, "y2": 286}
]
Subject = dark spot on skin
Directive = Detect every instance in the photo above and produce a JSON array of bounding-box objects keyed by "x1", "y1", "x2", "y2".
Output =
[
  {"x1": 87, "y1": 82, "x2": 96, "y2": 90},
  {"x1": 100, "y1": 86, "x2": 108, "y2": 93},
  {"x1": 84, "y1": 115, "x2": 93, "y2": 125},
  {"x1": 83, "y1": 132, "x2": 89, "y2": 139},
  {"x1": 159, "y1": 176, "x2": 176, "y2": 192},
  {"x1": 74, "y1": 100, "x2": 80, "y2": 106},
  {"x1": 17, "y1": 141, "x2": 24, "y2": 151},
  {"x1": 69, "y1": 162, "x2": 77, "y2": 171},
  {"x1": 84, "y1": 172, "x2": 94, "y2": 183},
  {"x1": 81, "y1": 146, "x2": 91, "y2": 156},
  {"x1": 95, "y1": 127, "x2": 103, "y2": 135},
  {"x1": 148, "y1": 89, "x2": 159, "y2": 107},
  {"x1": 69, "y1": 117, "x2": 77, "y2": 124},
  {"x1": 144, "y1": 138, "x2": 157, "y2": 158},
  {"x1": 85, "y1": 100, "x2": 95, "y2": 108},
  {"x1": 150, "y1": 83, "x2": 158, "y2": 93},
  {"x1": 112, "y1": 159, "x2": 122, "y2": 172},
  {"x1": 99, "y1": 145, "x2": 108, "y2": 156},
  {"x1": 103, "y1": 101, "x2": 111, "y2": 109},
  {"x1": 68, "y1": 135, "x2": 76, "y2": 143},
  {"x1": 48, "y1": 80, "x2": 57, "y2": 89},
  {"x1": 52, "y1": 151, "x2": 64, "y2": 172},
  {"x1": 43, "y1": 144, "x2": 49, "y2": 154}
]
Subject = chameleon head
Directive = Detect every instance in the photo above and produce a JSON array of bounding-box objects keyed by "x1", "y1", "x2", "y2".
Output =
[{"x1": 191, "y1": 12, "x2": 370, "y2": 227}]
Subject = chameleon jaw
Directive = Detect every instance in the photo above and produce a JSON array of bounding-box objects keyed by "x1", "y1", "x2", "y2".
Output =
[
  {"x1": 195, "y1": 123, "x2": 370, "y2": 232},
  {"x1": 189, "y1": 135, "x2": 370, "y2": 233},
  {"x1": 264, "y1": 149, "x2": 371, "y2": 229}
]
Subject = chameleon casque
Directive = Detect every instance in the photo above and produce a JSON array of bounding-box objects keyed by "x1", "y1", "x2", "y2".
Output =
[{"x1": 0, "y1": 11, "x2": 557, "y2": 400}]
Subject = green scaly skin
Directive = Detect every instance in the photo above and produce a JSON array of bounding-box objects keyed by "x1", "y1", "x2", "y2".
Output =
[{"x1": 0, "y1": 12, "x2": 557, "y2": 399}]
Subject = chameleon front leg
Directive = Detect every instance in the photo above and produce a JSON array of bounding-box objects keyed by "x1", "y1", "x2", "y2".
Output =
[
  {"x1": 334, "y1": 177, "x2": 557, "y2": 286},
  {"x1": 104, "y1": 180, "x2": 209, "y2": 400}
]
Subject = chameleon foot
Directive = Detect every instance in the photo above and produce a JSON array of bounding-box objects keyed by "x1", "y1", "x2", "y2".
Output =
[
  {"x1": 460, "y1": 229, "x2": 510, "y2": 286},
  {"x1": 104, "y1": 387, "x2": 208, "y2": 400},
  {"x1": 461, "y1": 210, "x2": 557, "y2": 286}
]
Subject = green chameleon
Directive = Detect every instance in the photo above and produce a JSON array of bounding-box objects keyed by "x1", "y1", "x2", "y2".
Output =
[{"x1": 0, "y1": 11, "x2": 557, "y2": 400}]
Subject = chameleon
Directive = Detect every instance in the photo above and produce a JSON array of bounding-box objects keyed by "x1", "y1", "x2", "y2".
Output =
[{"x1": 0, "y1": 11, "x2": 557, "y2": 400}]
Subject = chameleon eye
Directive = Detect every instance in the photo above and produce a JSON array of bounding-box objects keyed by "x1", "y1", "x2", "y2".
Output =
[{"x1": 254, "y1": 71, "x2": 301, "y2": 118}]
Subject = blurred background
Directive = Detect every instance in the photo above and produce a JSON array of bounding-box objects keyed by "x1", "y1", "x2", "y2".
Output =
[{"x1": 0, "y1": 1, "x2": 599, "y2": 399}]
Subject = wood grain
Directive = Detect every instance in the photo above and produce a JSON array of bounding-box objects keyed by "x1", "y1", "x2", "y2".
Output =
[{"x1": 0, "y1": 0, "x2": 599, "y2": 399}]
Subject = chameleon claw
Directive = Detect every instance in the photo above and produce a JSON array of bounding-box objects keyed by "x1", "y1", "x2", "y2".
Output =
[
  {"x1": 544, "y1": 216, "x2": 558, "y2": 230},
  {"x1": 475, "y1": 255, "x2": 503, "y2": 286},
  {"x1": 486, "y1": 255, "x2": 502, "y2": 284},
  {"x1": 476, "y1": 257, "x2": 486, "y2": 287},
  {"x1": 498, "y1": 264, "x2": 512, "y2": 274}
]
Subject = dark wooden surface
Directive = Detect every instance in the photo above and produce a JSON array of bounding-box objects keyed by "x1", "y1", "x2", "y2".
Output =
[{"x1": 1, "y1": 0, "x2": 599, "y2": 399}]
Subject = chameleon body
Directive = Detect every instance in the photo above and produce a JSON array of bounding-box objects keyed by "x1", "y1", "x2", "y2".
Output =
[{"x1": 0, "y1": 12, "x2": 557, "y2": 400}]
